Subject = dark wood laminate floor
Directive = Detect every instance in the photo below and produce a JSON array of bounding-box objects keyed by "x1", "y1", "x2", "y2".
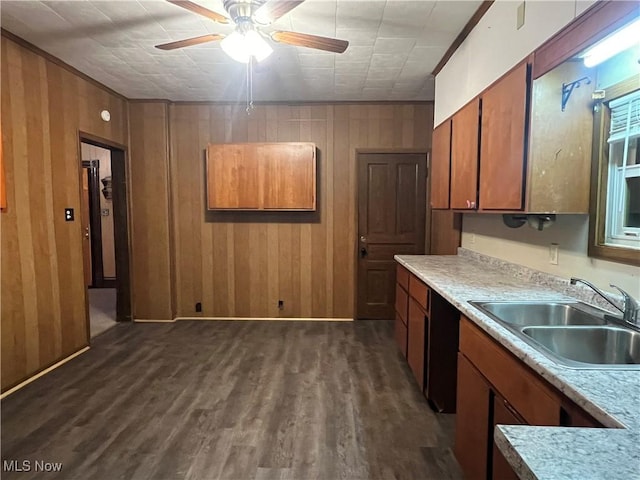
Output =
[{"x1": 1, "y1": 320, "x2": 462, "y2": 480}]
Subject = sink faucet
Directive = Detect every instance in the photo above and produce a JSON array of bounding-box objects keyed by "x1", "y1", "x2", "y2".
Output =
[{"x1": 570, "y1": 277, "x2": 640, "y2": 326}]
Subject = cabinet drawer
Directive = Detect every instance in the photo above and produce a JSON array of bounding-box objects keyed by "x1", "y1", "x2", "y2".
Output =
[
  {"x1": 459, "y1": 316, "x2": 560, "y2": 426},
  {"x1": 409, "y1": 275, "x2": 429, "y2": 311},
  {"x1": 395, "y1": 284, "x2": 408, "y2": 325},
  {"x1": 397, "y1": 265, "x2": 410, "y2": 290},
  {"x1": 395, "y1": 313, "x2": 408, "y2": 358}
]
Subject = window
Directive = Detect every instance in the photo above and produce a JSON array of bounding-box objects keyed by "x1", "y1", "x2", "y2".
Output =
[{"x1": 604, "y1": 90, "x2": 640, "y2": 249}]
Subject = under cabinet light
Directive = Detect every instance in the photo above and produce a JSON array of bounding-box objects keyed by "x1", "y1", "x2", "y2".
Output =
[{"x1": 581, "y1": 17, "x2": 640, "y2": 68}]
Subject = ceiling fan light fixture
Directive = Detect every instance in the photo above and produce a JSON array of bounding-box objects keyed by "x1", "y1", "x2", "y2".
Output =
[
  {"x1": 221, "y1": 30, "x2": 250, "y2": 63},
  {"x1": 220, "y1": 28, "x2": 273, "y2": 63},
  {"x1": 245, "y1": 30, "x2": 273, "y2": 62}
]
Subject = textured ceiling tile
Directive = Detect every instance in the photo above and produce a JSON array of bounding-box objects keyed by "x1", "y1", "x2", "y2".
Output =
[
  {"x1": 335, "y1": 29, "x2": 376, "y2": 46},
  {"x1": 0, "y1": 0, "x2": 482, "y2": 101},
  {"x1": 374, "y1": 37, "x2": 416, "y2": 55},
  {"x1": 370, "y1": 53, "x2": 407, "y2": 69},
  {"x1": 298, "y1": 54, "x2": 335, "y2": 68}
]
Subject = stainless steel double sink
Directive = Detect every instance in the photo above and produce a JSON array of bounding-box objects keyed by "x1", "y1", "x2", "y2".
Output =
[{"x1": 469, "y1": 301, "x2": 640, "y2": 369}]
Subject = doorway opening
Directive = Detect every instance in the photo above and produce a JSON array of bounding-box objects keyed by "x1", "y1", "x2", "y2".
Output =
[
  {"x1": 79, "y1": 134, "x2": 131, "y2": 338},
  {"x1": 356, "y1": 150, "x2": 427, "y2": 319}
]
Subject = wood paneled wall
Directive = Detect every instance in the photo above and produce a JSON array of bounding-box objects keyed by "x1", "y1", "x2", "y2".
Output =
[
  {"x1": 128, "y1": 102, "x2": 174, "y2": 320},
  {"x1": 169, "y1": 104, "x2": 432, "y2": 319},
  {"x1": 1, "y1": 30, "x2": 433, "y2": 390},
  {"x1": 0, "y1": 35, "x2": 128, "y2": 391}
]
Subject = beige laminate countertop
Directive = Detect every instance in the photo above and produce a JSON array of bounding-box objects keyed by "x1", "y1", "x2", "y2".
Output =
[{"x1": 395, "y1": 253, "x2": 640, "y2": 480}]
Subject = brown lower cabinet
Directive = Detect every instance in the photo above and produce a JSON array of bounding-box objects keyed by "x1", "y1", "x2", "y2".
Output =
[
  {"x1": 455, "y1": 316, "x2": 604, "y2": 479},
  {"x1": 454, "y1": 354, "x2": 491, "y2": 479},
  {"x1": 394, "y1": 264, "x2": 459, "y2": 412},
  {"x1": 407, "y1": 297, "x2": 427, "y2": 390},
  {"x1": 492, "y1": 395, "x2": 524, "y2": 480}
]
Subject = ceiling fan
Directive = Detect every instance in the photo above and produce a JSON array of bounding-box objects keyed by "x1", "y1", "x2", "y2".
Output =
[{"x1": 155, "y1": 0, "x2": 349, "y2": 63}]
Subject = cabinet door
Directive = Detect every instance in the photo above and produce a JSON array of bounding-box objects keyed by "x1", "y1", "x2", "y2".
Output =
[
  {"x1": 492, "y1": 395, "x2": 525, "y2": 480},
  {"x1": 430, "y1": 120, "x2": 452, "y2": 209},
  {"x1": 479, "y1": 62, "x2": 530, "y2": 210},
  {"x1": 207, "y1": 144, "x2": 261, "y2": 209},
  {"x1": 407, "y1": 298, "x2": 426, "y2": 390},
  {"x1": 450, "y1": 99, "x2": 480, "y2": 209},
  {"x1": 395, "y1": 313, "x2": 408, "y2": 358},
  {"x1": 261, "y1": 143, "x2": 316, "y2": 210},
  {"x1": 455, "y1": 353, "x2": 491, "y2": 480}
]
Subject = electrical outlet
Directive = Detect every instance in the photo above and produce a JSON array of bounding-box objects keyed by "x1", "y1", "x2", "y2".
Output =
[
  {"x1": 195, "y1": 302, "x2": 202, "y2": 313},
  {"x1": 470, "y1": 233, "x2": 476, "y2": 244},
  {"x1": 278, "y1": 300, "x2": 284, "y2": 310},
  {"x1": 549, "y1": 243, "x2": 559, "y2": 265}
]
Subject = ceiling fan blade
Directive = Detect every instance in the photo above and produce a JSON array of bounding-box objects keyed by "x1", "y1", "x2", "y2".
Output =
[
  {"x1": 155, "y1": 34, "x2": 225, "y2": 50},
  {"x1": 271, "y1": 31, "x2": 349, "y2": 54},
  {"x1": 254, "y1": 0, "x2": 306, "y2": 24},
  {"x1": 167, "y1": 0, "x2": 229, "y2": 24}
]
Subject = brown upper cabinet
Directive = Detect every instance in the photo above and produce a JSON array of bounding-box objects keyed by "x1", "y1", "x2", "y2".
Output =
[
  {"x1": 479, "y1": 62, "x2": 530, "y2": 211},
  {"x1": 430, "y1": 119, "x2": 452, "y2": 209},
  {"x1": 433, "y1": 56, "x2": 599, "y2": 214},
  {"x1": 450, "y1": 98, "x2": 480, "y2": 210},
  {"x1": 207, "y1": 142, "x2": 316, "y2": 211}
]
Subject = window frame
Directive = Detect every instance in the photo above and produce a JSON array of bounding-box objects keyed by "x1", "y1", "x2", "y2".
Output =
[{"x1": 589, "y1": 78, "x2": 640, "y2": 265}]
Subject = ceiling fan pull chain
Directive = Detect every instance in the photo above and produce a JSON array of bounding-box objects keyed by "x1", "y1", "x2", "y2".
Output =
[
  {"x1": 250, "y1": 56, "x2": 255, "y2": 112},
  {"x1": 246, "y1": 59, "x2": 250, "y2": 114}
]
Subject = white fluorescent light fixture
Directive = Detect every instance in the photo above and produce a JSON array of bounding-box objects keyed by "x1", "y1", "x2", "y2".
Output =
[
  {"x1": 221, "y1": 28, "x2": 273, "y2": 63},
  {"x1": 581, "y1": 17, "x2": 640, "y2": 68}
]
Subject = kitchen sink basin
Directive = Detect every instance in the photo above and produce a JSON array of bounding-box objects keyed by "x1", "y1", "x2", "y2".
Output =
[
  {"x1": 522, "y1": 326, "x2": 640, "y2": 366},
  {"x1": 470, "y1": 301, "x2": 607, "y2": 327},
  {"x1": 469, "y1": 300, "x2": 640, "y2": 369}
]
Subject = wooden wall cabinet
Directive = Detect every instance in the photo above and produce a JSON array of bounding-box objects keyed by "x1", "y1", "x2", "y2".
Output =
[
  {"x1": 455, "y1": 316, "x2": 603, "y2": 479},
  {"x1": 450, "y1": 99, "x2": 480, "y2": 210},
  {"x1": 430, "y1": 119, "x2": 452, "y2": 209},
  {"x1": 479, "y1": 62, "x2": 530, "y2": 211},
  {"x1": 434, "y1": 58, "x2": 590, "y2": 214},
  {"x1": 206, "y1": 142, "x2": 316, "y2": 211}
]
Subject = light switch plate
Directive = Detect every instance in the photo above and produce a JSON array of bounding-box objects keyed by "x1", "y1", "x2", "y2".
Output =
[{"x1": 517, "y1": 2, "x2": 526, "y2": 30}]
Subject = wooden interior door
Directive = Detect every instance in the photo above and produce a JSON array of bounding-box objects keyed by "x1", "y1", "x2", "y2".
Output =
[
  {"x1": 81, "y1": 169, "x2": 92, "y2": 287},
  {"x1": 357, "y1": 152, "x2": 426, "y2": 319},
  {"x1": 82, "y1": 160, "x2": 104, "y2": 287}
]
